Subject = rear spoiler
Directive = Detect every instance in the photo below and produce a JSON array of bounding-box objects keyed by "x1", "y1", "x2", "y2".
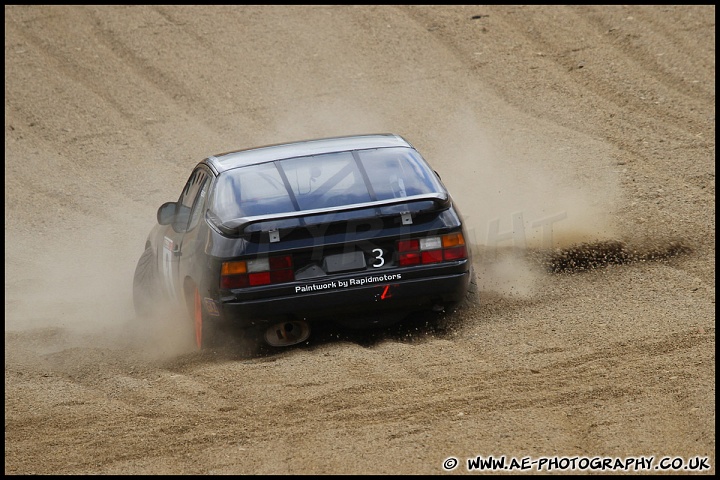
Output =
[{"x1": 213, "y1": 192, "x2": 450, "y2": 237}]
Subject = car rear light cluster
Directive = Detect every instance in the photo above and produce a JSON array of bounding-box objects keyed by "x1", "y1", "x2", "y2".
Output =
[
  {"x1": 397, "y1": 232, "x2": 467, "y2": 267},
  {"x1": 221, "y1": 255, "x2": 294, "y2": 289}
]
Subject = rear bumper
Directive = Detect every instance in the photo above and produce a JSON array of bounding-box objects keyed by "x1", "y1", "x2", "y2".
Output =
[{"x1": 218, "y1": 265, "x2": 470, "y2": 327}]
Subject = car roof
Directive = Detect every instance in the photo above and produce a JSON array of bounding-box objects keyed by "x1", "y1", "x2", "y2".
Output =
[{"x1": 203, "y1": 133, "x2": 413, "y2": 173}]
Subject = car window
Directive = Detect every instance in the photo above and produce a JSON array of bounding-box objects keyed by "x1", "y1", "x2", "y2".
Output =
[
  {"x1": 179, "y1": 169, "x2": 206, "y2": 207},
  {"x1": 211, "y1": 163, "x2": 295, "y2": 220},
  {"x1": 357, "y1": 147, "x2": 443, "y2": 200},
  {"x1": 208, "y1": 147, "x2": 445, "y2": 224},
  {"x1": 187, "y1": 176, "x2": 210, "y2": 231},
  {"x1": 175, "y1": 168, "x2": 210, "y2": 232},
  {"x1": 279, "y1": 152, "x2": 372, "y2": 210}
]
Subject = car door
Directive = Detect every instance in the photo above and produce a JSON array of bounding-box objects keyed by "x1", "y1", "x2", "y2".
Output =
[{"x1": 159, "y1": 167, "x2": 211, "y2": 303}]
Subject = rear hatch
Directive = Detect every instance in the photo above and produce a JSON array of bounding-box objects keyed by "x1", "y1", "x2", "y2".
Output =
[{"x1": 206, "y1": 144, "x2": 469, "y2": 295}]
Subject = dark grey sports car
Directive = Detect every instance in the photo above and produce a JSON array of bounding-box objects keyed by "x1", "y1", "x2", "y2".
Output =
[{"x1": 133, "y1": 134, "x2": 474, "y2": 348}]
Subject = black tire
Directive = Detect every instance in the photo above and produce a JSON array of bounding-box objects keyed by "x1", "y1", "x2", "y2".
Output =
[{"x1": 133, "y1": 247, "x2": 160, "y2": 317}]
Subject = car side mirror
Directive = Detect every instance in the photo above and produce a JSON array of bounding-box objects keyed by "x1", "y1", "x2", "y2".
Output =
[{"x1": 157, "y1": 201, "x2": 178, "y2": 225}]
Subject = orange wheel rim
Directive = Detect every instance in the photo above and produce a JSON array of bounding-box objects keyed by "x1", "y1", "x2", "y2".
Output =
[{"x1": 194, "y1": 288, "x2": 202, "y2": 349}]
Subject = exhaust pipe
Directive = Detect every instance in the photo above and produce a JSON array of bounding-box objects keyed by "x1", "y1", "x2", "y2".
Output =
[{"x1": 264, "y1": 320, "x2": 311, "y2": 347}]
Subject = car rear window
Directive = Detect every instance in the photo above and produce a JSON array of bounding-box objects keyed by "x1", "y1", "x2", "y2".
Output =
[
  {"x1": 357, "y1": 148, "x2": 442, "y2": 200},
  {"x1": 209, "y1": 146, "x2": 444, "y2": 223},
  {"x1": 281, "y1": 151, "x2": 373, "y2": 210}
]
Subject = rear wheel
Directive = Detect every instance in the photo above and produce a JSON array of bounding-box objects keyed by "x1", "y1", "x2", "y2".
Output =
[{"x1": 133, "y1": 247, "x2": 160, "y2": 317}]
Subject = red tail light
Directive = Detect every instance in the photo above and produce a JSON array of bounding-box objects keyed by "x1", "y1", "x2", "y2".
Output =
[
  {"x1": 221, "y1": 255, "x2": 294, "y2": 289},
  {"x1": 397, "y1": 233, "x2": 467, "y2": 267}
]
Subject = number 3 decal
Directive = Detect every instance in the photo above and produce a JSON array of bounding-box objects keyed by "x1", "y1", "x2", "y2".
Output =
[{"x1": 371, "y1": 248, "x2": 385, "y2": 268}]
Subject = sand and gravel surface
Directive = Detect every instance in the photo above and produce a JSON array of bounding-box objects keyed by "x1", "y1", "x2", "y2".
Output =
[{"x1": 5, "y1": 5, "x2": 714, "y2": 475}]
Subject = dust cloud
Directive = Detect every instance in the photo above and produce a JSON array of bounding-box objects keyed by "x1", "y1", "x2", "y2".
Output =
[
  {"x1": 424, "y1": 108, "x2": 623, "y2": 299},
  {"x1": 4, "y1": 206, "x2": 196, "y2": 360}
]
